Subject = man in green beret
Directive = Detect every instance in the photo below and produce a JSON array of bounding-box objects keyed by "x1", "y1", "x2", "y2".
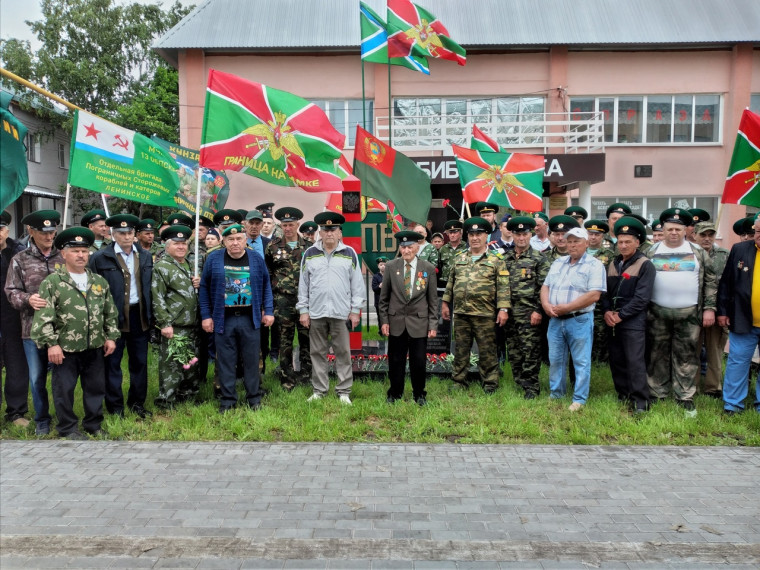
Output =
[
  {"x1": 265, "y1": 207, "x2": 312, "y2": 390},
  {"x1": 5, "y1": 210, "x2": 63, "y2": 435},
  {"x1": 81, "y1": 209, "x2": 111, "y2": 253},
  {"x1": 651, "y1": 220, "x2": 664, "y2": 243},
  {"x1": 151, "y1": 225, "x2": 201, "y2": 409},
  {"x1": 604, "y1": 202, "x2": 632, "y2": 249},
  {"x1": 565, "y1": 206, "x2": 588, "y2": 224},
  {"x1": 694, "y1": 221, "x2": 729, "y2": 399},
  {"x1": 601, "y1": 217, "x2": 655, "y2": 413},
  {"x1": 136, "y1": 219, "x2": 160, "y2": 258},
  {"x1": 584, "y1": 220, "x2": 614, "y2": 362},
  {"x1": 529, "y1": 212, "x2": 550, "y2": 252},
  {"x1": 732, "y1": 217, "x2": 754, "y2": 241},
  {"x1": 213, "y1": 209, "x2": 243, "y2": 230},
  {"x1": 475, "y1": 202, "x2": 500, "y2": 241},
  {"x1": 31, "y1": 227, "x2": 120, "y2": 438},
  {"x1": 193, "y1": 216, "x2": 216, "y2": 256},
  {"x1": 379, "y1": 231, "x2": 438, "y2": 405},
  {"x1": 299, "y1": 221, "x2": 317, "y2": 243},
  {"x1": 686, "y1": 208, "x2": 710, "y2": 244},
  {"x1": 644, "y1": 208, "x2": 717, "y2": 414},
  {"x1": 89, "y1": 214, "x2": 153, "y2": 418},
  {"x1": 502, "y1": 216, "x2": 550, "y2": 398},
  {"x1": 545, "y1": 215, "x2": 579, "y2": 262},
  {"x1": 438, "y1": 220, "x2": 467, "y2": 290},
  {"x1": 442, "y1": 217, "x2": 511, "y2": 394}
]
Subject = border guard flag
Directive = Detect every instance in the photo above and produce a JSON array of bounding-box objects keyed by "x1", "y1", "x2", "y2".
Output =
[
  {"x1": 361, "y1": 1, "x2": 429, "y2": 74},
  {"x1": 722, "y1": 109, "x2": 760, "y2": 208},
  {"x1": 0, "y1": 92, "x2": 29, "y2": 212},
  {"x1": 68, "y1": 110, "x2": 179, "y2": 206},
  {"x1": 200, "y1": 70, "x2": 345, "y2": 192},
  {"x1": 387, "y1": 0, "x2": 466, "y2": 66}
]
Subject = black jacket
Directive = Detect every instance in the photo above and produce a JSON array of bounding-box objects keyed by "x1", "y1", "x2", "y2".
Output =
[
  {"x1": 717, "y1": 240, "x2": 757, "y2": 334},
  {"x1": 89, "y1": 242, "x2": 153, "y2": 329},
  {"x1": 0, "y1": 237, "x2": 26, "y2": 330},
  {"x1": 601, "y1": 251, "x2": 655, "y2": 331}
]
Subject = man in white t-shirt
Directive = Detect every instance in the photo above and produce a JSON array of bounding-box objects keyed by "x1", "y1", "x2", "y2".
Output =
[{"x1": 645, "y1": 208, "x2": 717, "y2": 414}]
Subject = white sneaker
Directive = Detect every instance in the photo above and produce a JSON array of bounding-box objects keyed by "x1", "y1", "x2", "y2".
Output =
[
  {"x1": 339, "y1": 394, "x2": 352, "y2": 405},
  {"x1": 306, "y1": 393, "x2": 323, "y2": 402}
]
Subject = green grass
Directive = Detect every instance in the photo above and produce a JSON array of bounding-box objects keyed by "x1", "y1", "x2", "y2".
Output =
[{"x1": 2, "y1": 342, "x2": 758, "y2": 446}]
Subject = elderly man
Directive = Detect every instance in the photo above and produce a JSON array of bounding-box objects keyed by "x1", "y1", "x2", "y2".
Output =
[
  {"x1": 81, "y1": 209, "x2": 111, "y2": 253},
  {"x1": 5, "y1": 210, "x2": 64, "y2": 435},
  {"x1": 31, "y1": 227, "x2": 119, "y2": 439},
  {"x1": 200, "y1": 224, "x2": 274, "y2": 412},
  {"x1": 442, "y1": 217, "x2": 510, "y2": 394},
  {"x1": 529, "y1": 213, "x2": 550, "y2": 252},
  {"x1": 716, "y1": 214, "x2": 760, "y2": 415},
  {"x1": 297, "y1": 212, "x2": 365, "y2": 404},
  {"x1": 645, "y1": 208, "x2": 717, "y2": 413},
  {"x1": 541, "y1": 226, "x2": 606, "y2": 411},
  {"x1": 602, "y1": 217, "x2": 655, "y2": 413},
  {"x1": 379, "y1": 230, "x2": 438, "y2": 405},
  {"x1": 89, "y1": 214, "x2": 153, "y2": 419},
  {"x1": 694, "y1": 221, "x2": 729, "y2": 398}
]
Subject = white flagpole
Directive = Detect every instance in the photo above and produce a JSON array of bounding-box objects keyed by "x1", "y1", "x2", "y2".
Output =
[
  {"x1": 62, "y1": 184, "x2": 71, "y2": 230},
  {"x1": 194, "y1": 166, "x2": 202, "y2": 277},
  {"x1": 101, "y1": 194, "x2": 110, "y2": 217}
]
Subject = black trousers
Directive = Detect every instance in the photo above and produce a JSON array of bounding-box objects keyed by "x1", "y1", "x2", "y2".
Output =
[
  {"x1": 52, "y1": 348, "x2": 105, "y2": 435},
  {"x1": 388, "y1": 329, "x2": 427, "y2": 400},
  {"x1": 1, "y1": 319, "x2": 30, "y2": 419},
  {"x1": 105, "y1": 305, "x2": 149, "y2": 413},
  {"x1": 608, "y1": 326, "x2": 650, "y2": 410}
]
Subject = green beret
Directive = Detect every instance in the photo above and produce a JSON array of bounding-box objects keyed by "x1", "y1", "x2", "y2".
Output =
[
  {"x1": 732, "y1": 218, "x2": 753, "y2": 236},
  {"x1": 198, "y1": 216, "x2": 216, "y2": 228},
  {"x1": 81, "y1": 209, "x2": 107, "y2": 227},
  {"x1": 160, "y1": 224, "x2": 192, "y2": 242},
  {"x1": 474, "y1": 201, "x2": 498, "y2": 215},
  {"x1": 299, "y1": 221, "x2": 318, "y2": 234},
  {"x1": 256, "y1": 202, "x2": 275, "y2": 214},
  {"x1": 507, "y1": 216, "x2": 535, "y2": 233},
  {"x1": 444, "y1": 219, "x2": 464, "y2": 231},
  {"x1": 22, "y1": 210, "x2": 60, "y2": 232},
  {"x1": 213, "y1": 209, "x2": 243, "y2": 226},
  {"x1": 651, "y1": 220, "x2": 664, "y2": 232},
  {"x1": 54, "y1": 227, "x2": 94, "y2": 250},
  {"x1": 659, "y1": 207, "x2": 693, "y2": 227},
  {"x1": 565, "y1": 206, "x2": 588, "y2": 220},
  {"x1": 688, "y1": 208, "x2": 710, "y2": 224},
  {"x1": 164, "y1": 212, "x2": 194, "y2": 229},
  {"x1": 548, "y1": 215, "x2": 579, "y2": 233},
  {"x1": 106, "y1": 214, "x2": 140, "y2": 232},
  {"x1": 395, "y1": 230, "x2": 424, "y2": 246},
  {"x1": 136, "y1": 219, "x2": 157, "y2": 232},
  {"x1": 584, "y1": 219, "x2": 609, "y2": 234},
  {"x1": 236, "y1": 208, "x2": 249, "y2": 219},
  {"x1": 275, "y1": 207, "x2": 303, "y2": 223},
  {"x1": 0, "y1": 210, "x2": 11, "y2": 227},
  {"x1": 376, "y1": 256, "x2": 388, "y2": 263},
  {"x1": 463, "y1": 217, "x2": 490, "y2": 234},
  {"x1": 314, "y1": 212, "x2": 345, "y2": 227},
  {"x1": 606, "y1": 203, "x2": 632, "y2": 218},
  {"x1": 221, "y1": 224, "x2": 245, "y2": 237},
  {"x1": 614, "y1": 217, "x2": 646, "y2": 242},
  {"x1": 532, "y1": 212, "x2": 549, "y2": 223}
]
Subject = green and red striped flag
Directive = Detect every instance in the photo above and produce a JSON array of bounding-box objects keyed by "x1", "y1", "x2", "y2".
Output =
[
  {"x1": 722, "y1": 109, "x2": 760, "y2": 207},
  {"x1": 471, "y1": 125, "x2": 501, "y2": 153},
  {"x1": 360, "y1": 1, "x2": 429, "y2": 74},
  {"x1": 200, "y1": 70, "x2": 345, "y2": 192},
  {"x1": 452, "y1": 145, "x2": 544, "y2": 212},
  {"x1": 386, "y1": 200, "x2": 403, "y2": 233},
  {"x1": 387, "y1": 0, "x2": 466, "y2": 66}
]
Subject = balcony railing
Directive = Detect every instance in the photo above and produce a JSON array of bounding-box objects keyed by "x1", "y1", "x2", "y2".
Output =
[{"x1": 373, "y1": 112, "x2": 605, "y2": 154}]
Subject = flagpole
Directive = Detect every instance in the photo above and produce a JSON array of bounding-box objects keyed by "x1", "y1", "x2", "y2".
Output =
[
  {"x1": 101, "y1": 194, "x2": 110, "y2": 218},
  {"x1": 194, "y1": 166, "x2": 202, "y2": 277},
  {"x1": 361, "y1": 60, "x2": 367, "y2": 130},
  {"x1": 62, "y1": 184, "x2": 71, "y2": 230},
  {"x1": 387, "y1": 62, "x2": 392, "y2": 145}
]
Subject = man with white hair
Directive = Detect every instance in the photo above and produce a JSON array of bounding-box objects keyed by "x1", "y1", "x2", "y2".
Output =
[{"x1": 541, "y1": 226, "x2": 606, "y2": 411}]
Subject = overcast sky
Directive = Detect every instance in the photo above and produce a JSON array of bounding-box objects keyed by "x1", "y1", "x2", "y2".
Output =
[{"x1": 0, "y1": 0, "x2": 196, "y2": 50}]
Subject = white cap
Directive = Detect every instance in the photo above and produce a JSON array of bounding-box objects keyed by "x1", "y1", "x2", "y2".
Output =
[{"x1": 566, "y1": 227, "x2": 589, "y2": 240}]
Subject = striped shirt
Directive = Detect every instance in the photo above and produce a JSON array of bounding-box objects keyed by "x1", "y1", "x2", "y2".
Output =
[{"x1": 544, "y1": 252, "x2": 607, "y2": 311}]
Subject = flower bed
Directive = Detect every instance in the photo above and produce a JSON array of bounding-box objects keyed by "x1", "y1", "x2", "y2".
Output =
[{"x1": 324, "y1": 352, "x2": 471, "y2": 378}]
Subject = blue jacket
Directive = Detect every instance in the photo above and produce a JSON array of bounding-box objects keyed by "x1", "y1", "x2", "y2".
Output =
[{"x1": 199, "y1": 248, "x2": 274, "y2": 334}]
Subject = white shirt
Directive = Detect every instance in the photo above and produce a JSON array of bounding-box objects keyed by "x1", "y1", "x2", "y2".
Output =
[
  {"x1": 69, "y1": 271, "x2": 88, "y2": 293},
  {"x1": 114, "y1": 241, "x2": 140, "y2": 304},
  {"x1": 650, "y1": 241, "x2": 700, "y2": 308},
  {"x1": 530, "y1": 235, "x2": 551, "y2": 252}
]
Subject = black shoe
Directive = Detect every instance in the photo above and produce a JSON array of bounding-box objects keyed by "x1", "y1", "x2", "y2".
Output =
[
  {"x1": 415, "y1": 397, "x2": 427, "y2": 407},
  {"x1": 62, "y1": 431, "x2": 87, "y2": 441},
  {"x1": 677, "y1": 399, "x2": 696, "y2": 411},
  {"x1": 704, "y1": 391, "x2": 723, "y2": 400},
  {"x1": 130, "y1": 405, "x2": 152, "y2": 419},
  {"x1": 247, "y1": 402, "x2": 262, "y2": 411},
  {"x1": 35, "y1": 422, "x2": 50, "y2": 436},
  {"x1": 88, "y1": 428, "x2": 108, "y2": 438},
  {"x1": 386, "y1": 396, "x2": 398, "y2": 404},
  {"x1": 723, "y1": 408, "x2": 741, "y2": 416},
  {"x1": 633, "y1": 408, "x2": 647, "y2": 416},
  {"x1": 219, "y1": 405, "x2": 234, "y2": 414},
  {"x1": 483, "y1": 386, "x2": 497, "y2": 395},
  {"x1": 109, "y1": 409, "x2": 125, "y2": 418},
  {"x1": 524, "y1": 391, "x2": 538, "y2": 400}
]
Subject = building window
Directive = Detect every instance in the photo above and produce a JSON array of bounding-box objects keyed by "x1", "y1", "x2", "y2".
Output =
[
  {"x1": 26, "y1": 132, "x2": 41, "y2": 162},
  {"x1": 58, "y1": 143, "x2": 66, "y2": 169},
  {"x1": 311, "y1": 99, "x2": 373, "y2": 147},
  {"x1": 570, "y1": 95, "x2": 721, "y2": 145},
  {"x1": 751, "y1": 94, "x2": 760, "y2": 115}
]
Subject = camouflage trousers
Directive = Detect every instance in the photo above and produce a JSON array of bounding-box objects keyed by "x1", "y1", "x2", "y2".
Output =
[
  {"x1": 156, "y1": 326, "x2": 200, "y2": 407},
  {"x1": 591, "y1": 307, "x2": 609, "y2": 363},
  {"x1": 453, "y1": 314, "x2": 499, "y2": 390},
  {"x1": 505, "y1": 312, "x2": 542, "y2": 396},
  {"x1": 646, "y1": 304, "x2": 701, "y2": 402},
  {"x1": 275, "y1": 295, "x2": 311, "y2": 387},
  {"x1": 696, "y1": 323, "x2": 728, "y2": 395}
]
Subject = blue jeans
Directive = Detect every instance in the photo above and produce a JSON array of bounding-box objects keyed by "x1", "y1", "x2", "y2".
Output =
[
  {"x1": 23, "y1": 339, "x2": 51, "y2": 424},
  {"x1": 723, "y1": 327, "x2": 760, "y2": 412},
  {"x1": 547, "y1": 312, "x2": 593, "y2": 404}
]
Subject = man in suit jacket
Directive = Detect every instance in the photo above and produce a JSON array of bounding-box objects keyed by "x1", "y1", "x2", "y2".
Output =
[
  {"x1": 89, "y1": 214, "x2": 153, "y2": 418},
  {"x1": 717, "y1": 214, "x2": 760, "y2": 415},
  {"x1": 379, "y1": 230, "x2": 438, "y2": 406}
]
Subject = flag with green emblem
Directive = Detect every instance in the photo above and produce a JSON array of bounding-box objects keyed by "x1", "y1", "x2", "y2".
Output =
[
  {"x1": 387, "y1": 0, "x2": 466, "y2": 66},
  {"x1": 0, "y1": 92, "x2": 29, "y2": 212},
  {"x1": 722, "y1": 109, "x2": 760, "y2": 207}
]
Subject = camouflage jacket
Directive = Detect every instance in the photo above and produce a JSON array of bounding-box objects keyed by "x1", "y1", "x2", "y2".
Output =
[
  {"x1": 708, "y1": 245, "x2": 729, "y2": 278},
  {"x1": 503, "y1": 246, "x2": 550, "y2": 315},
  {"x1": 265, "y1": 235, "x2": 309, "y2": 298},
  {"x1": 443, "y1": 250, "x2": 511, "y2": 316},
  {"x1": 151, "y1": 256, "x2": 199, "y2": 329},
  {"x1": 417, "y1": 242, "x2": 439, "y2": 267},
  {"x1": 31, "y1": 267, "x2": 120, "y2": 351},
  {"x1": 4, "y1": 240, "x2": 65, "y2": 338},
  {"x1": 587, "y1": 247, "x2": 616, "y2": 268},
  {"x1": 543, "y1": 246, "x2": 568, "y2": 264},
  {"x1": 438, "y1": 241, "x2": 468, "y2": 286}
]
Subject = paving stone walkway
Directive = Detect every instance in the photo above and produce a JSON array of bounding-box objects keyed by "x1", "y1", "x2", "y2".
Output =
[{"x1": 1, "y1": 441, "x2": 758, "y2": 568}]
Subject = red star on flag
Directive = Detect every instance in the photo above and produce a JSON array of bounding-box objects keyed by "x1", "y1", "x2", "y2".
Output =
[{"x1": 83, "y1": 123, "x2": 101, "y2": 140}]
